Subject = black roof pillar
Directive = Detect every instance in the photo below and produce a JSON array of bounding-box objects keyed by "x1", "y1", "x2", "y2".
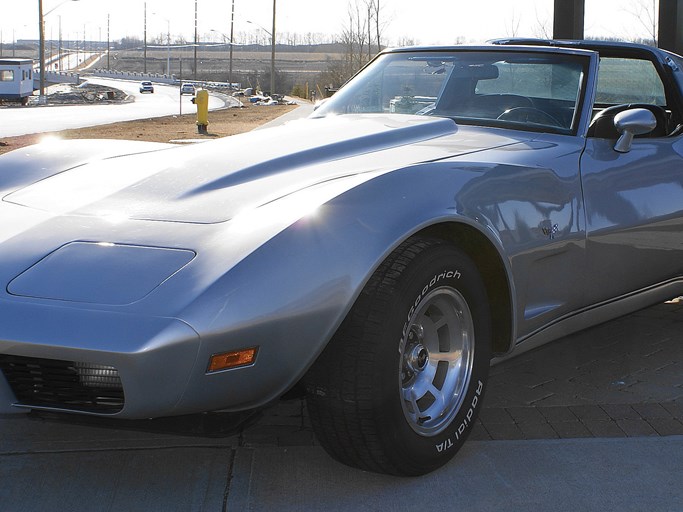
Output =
[
  {"x1": 658, "y1": 0, "x2": 683, "y2": 55},
  {"x1": 553, "y1": 0, "x2": 585, "y2": 40}
]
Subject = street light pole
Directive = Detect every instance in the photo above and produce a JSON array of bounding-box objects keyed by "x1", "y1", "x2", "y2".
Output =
[
  {"x1": 152, "y1": 12, "x2": 171, "y2": 76},
  {"x1": 194, "y1": 0, "x2": 198, "y2": 80},
  {"x1": 58, "y1": 15, "x2": 62, "y2": 68},
  {"x1": 39, "y1": 0, "x2": 45, "y2": 102},
  {"x1": 247, "y1": 9, "x2": 276, "y2": 96},
  {"x1": 143, "y1": 1, "x2": 147, "y2": 74},
  {"x1": 229, "y1": 0, "x2": 235, "y2": 89},
  {"x1": 166, "y1": 19, "x2": 170, "y2": 76},
  {"x1": 39, "y1": 0, "x2": 79, "y2": 104},
  {"x1": 210, "y1": 27, "x2": 234, "y2": 86},
  {"x1": 270, "y1": 0, "x2": 276, "y2": 96}
]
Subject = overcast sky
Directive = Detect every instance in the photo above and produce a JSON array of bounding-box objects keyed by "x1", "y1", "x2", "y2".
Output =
[{"x1": 0, "y1": 0, "x2": 657, "y2": 47}]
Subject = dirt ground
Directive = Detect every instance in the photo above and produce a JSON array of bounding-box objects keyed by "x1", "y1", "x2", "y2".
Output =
[{"x1": 0, "y1": 102, "x2": 298, "y2": 156}]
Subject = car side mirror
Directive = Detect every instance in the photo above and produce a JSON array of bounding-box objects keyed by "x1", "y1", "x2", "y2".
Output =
[{"x1": 613, "y1": 108, "x2": 657, "y2": 153}]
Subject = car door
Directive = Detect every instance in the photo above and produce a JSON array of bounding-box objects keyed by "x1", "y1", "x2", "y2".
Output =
[{"x1": 580, "y1": 54, "x2": 683, "y2": 305}]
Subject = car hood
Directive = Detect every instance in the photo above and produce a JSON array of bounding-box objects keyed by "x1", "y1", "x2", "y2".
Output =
[{"x1": 3, "y1": 114, "x2": 524, "y2": 224}]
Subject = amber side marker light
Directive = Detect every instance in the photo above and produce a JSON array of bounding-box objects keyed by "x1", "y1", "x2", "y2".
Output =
[{"x1": 207, "y1": 347, "x2": 258, "y2": 373}]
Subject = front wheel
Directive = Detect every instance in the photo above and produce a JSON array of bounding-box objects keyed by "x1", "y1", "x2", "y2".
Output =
[{"x1": 305, "y1": 237, "x2": 492, "y2": 476}]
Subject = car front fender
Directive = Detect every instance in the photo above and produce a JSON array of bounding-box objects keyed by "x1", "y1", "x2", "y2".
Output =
[{"x1": 172, "y1": 163, "x2": 516, "y2": 413}]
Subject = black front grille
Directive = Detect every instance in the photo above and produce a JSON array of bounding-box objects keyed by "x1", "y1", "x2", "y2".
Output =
[{"x1": 0, "y1": 355, "x2": 124, "y2": 414}]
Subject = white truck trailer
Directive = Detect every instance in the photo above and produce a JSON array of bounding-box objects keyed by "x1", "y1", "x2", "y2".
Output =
[{"x1": 0, "y1": 58, "x2": 34, "y2": 105}]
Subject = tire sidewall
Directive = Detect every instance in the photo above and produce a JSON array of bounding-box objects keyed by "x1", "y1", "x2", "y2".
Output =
[{"x1": 374, "y1": 243, "x2": 492, "y2": 475}]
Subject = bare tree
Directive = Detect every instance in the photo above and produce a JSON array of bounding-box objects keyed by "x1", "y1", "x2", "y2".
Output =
[
  {"x1": 624, "y1": 0, "x2": 658, "y2": 45},
  {"x1": 354, "y1": 1, "x2": 368, "y2": 64},
  {"x1": 281, "y1": 31, "x2": 299, "y2": 46},
  {"x1": 506, "y1": 9, "x2": 521, "y2": 38},
  {"x1": 370, "y1": 0, "x2": 386, "y2": 51},
  {"x1": 532, "y1": 6, "x2": 552, "y2": 39},
  {"x1": 321, "y1": 0, "x2": 390, "y2": 90},
  {"x1": 396, "y1": 36, "x2": 417, "y2": 47},
  {"x1": 340, "y1": 0, "x2": 370, "y2": 71},
  {"x1": 366, "y1": 1, "x2": 372, "y2": 61}
]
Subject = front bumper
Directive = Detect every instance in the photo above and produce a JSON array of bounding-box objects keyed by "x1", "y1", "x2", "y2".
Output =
[{"x1": 0, "y1": 299, "x2": 200, "y2": 418}]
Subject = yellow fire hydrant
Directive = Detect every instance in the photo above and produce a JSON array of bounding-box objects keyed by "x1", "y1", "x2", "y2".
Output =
[{"x1": 191, "y1": 89, "x2": 209, "y2": 134}]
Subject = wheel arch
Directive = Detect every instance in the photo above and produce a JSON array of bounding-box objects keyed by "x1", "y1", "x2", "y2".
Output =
[{"x1": 415, "y1": 222, "x2": 514, "y2": 357}]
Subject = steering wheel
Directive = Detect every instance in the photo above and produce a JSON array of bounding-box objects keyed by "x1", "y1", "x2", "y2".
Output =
[{"x1": 497, "y1": 107, "x2": 561, "y2": 126}]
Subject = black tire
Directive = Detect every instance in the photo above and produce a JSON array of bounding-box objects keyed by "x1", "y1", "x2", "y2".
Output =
[{"x1": 305, "y1": 237, "x2": 492, "y2": 476}]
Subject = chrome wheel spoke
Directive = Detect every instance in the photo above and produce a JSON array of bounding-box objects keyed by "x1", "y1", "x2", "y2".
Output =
[{"x1": 399, "y1": 287, "x2": 474, "y2": 436}]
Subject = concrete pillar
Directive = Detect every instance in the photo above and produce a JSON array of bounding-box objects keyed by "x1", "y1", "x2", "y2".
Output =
[
  {"x1": 658, "y1": 0, "x2": 683, "y2": 55},
  {"x1": 553, "y1": 0, "x2": 585, "y2": 40}
]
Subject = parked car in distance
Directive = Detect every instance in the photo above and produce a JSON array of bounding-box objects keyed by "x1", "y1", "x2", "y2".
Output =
[
  {"x1": 2, "y1": 39, "x2": 683, "y2": 477},
  {"x1": 180, "y1": 83, "x2": 196, "y2": 95},
  {"x1": 139, "y1": 81, "x2": 154, "y2": 94}
]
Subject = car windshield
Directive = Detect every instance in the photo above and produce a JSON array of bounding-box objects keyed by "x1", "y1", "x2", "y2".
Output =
[{"x1": 313, "y1": 49, "x2": 588, "y2": 135}]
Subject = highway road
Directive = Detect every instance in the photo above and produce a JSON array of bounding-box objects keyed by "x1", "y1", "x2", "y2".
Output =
[{"x1": 0, "y1": 77, "x2": 235, "y2": 138}]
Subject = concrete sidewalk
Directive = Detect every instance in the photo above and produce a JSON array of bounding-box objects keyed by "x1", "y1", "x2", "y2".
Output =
[
  {"x1": 228, "y1": 438, "x2": 683, "y2": 512},
  {"x1": 1, "y1": 424, "x2": 681, "y2": 511}
]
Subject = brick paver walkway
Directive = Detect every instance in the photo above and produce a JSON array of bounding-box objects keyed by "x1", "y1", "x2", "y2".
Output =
[
  {"x1": 473, "y1": 300, "x2": 683, "y2": 440},
  {"x1": 244, "y1": 300, "x2": 683, "y2": 446}
]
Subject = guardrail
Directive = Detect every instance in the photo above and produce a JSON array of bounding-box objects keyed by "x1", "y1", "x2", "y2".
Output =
[
  {"x1": 90, "y1": 69, "x2": 177, "y2": 84},
  {"x1": 33, "y1": 70, "x2": 80, "y2": 86},
  {"x1": 88, "y1": 69, "x2": 240, "y2": 91}
]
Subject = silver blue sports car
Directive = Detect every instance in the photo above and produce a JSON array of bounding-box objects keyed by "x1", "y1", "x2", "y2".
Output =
[{"x1": 2, "y1": 39, "x2": 683, "y2": 475}]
